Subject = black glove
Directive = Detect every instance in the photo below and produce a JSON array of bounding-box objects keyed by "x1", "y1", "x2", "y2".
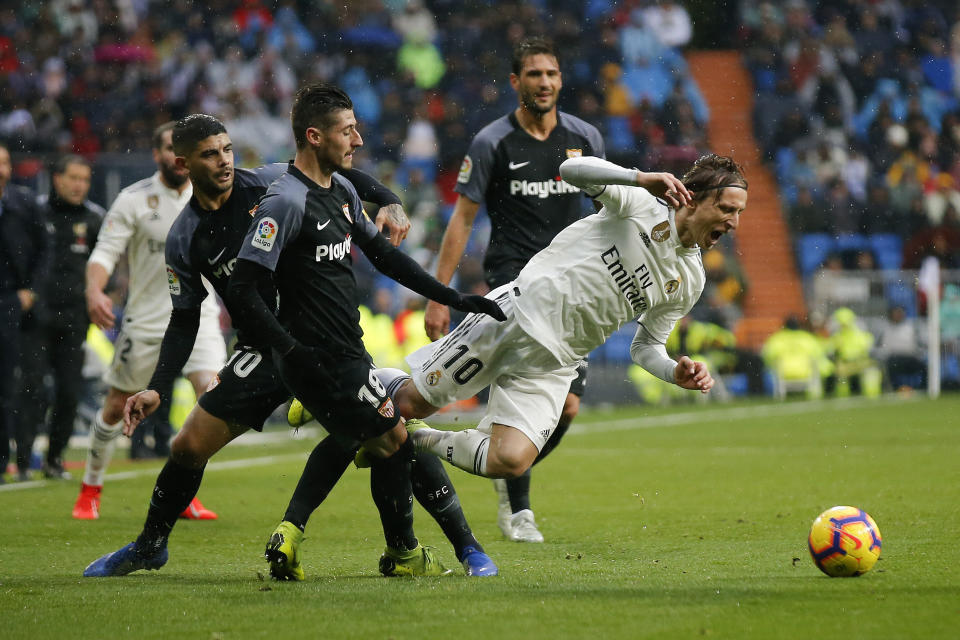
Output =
[{"x1": 450, "y1": 294, "x2": 506, "y2": 321}]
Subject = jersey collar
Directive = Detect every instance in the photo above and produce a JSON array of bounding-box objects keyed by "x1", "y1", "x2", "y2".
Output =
[{"x1": 288, "y1": 161, "x2": 336, "y2": 193}]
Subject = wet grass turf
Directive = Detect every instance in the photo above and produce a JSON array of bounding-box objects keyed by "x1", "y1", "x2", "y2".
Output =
[{"x1": 2, "y1": 394, "x2": 959, "y2": 639}]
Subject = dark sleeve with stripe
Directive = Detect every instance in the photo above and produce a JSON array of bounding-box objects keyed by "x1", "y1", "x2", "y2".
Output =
[
  {"x1": 227, "y1": 258, "x2": 298, "y2": 356},
  {"x1": 146, "y1": 307, "x2": 201, "y2": 402},
  {"x1": 357, "y1": 232, "x2": 460, "y2": 306},
  {"x1": 339, "y1": 168, "x2": 402, "y2": 207}
]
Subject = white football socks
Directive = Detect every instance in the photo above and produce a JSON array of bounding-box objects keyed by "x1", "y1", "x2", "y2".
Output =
[
  {"x1": 411, "y1": 427, "x2": 490, "y2": 476},
  {"x1": 82, "y1": 410, "x2": 123, "y2": 487},
  {"x1": 372, "y1": 367, "x2": 411, "y2": 398}
]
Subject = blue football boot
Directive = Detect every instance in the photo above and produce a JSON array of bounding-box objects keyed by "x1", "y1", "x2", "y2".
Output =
[
  {"x1": 83, "y1": 541, "x2": 168, "y2": 577},
  {"x1": 460, "y1": 545, "x2": 499, "y2": 577}
]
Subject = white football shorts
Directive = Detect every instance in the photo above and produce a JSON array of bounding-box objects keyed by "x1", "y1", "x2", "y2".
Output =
[
  {"x1": 103, "y1": 326, "x2": 227, "y2": 392},
  {"x1": 406, "y1": 284, "x2": 578, "y2": 451}
]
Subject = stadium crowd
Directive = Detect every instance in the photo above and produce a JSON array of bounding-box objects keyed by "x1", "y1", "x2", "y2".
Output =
[{"x1": 740, "y1": 0, "x2": 960, "y2": 274}]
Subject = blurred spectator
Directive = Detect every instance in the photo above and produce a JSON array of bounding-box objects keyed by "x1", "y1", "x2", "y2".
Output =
[
  {"x1": 20, "y1": 154, "x2": 103, "y2": 481},
  {"x1": 874, "y1": 304, "x2": 926, "y2": 390},
  {"x1": 923, "y1": 172, "x2": 960, "y2": 226},
  {"x1": 761, "y1": 315, "x2": 831, "y2": 399},
  {"x1": 0, "y1": 141, "x2": 48, "y2": 483},
  {"x1": 902, "y1": 207, "x2": 960, "y2": 268},
  {"x1": 642, "y1": 1, "x2": 692, "y2": 50},
  {"x1": 391, "y1": 0, "x2": 437, "y2": 44},
  {"x1": 789, "y1": 184, "x2": 828, "y2": 233},
  {"x1": 825, "y1": 307, "x2": 882, "y2": 397},
  {"x1": 397, "y1": 33, "x2": 445, "y2": 89}
]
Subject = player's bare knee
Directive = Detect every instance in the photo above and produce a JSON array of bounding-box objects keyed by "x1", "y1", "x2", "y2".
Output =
[
  {"x1": 487, "y1": 449, "x2": 532, "y2": 479},
  {"x1": 394, "y1": 381, "x2": 436, "y2": 419}
]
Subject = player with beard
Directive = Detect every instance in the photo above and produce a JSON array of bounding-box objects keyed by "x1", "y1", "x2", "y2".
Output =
[
  {"x1": 226, "y1": 84, "x2": 505, "y2": 578},
  {"x1": 73, "y1": 122, "x2": 226, "y2": 521},
  {"x1": 424, "y1": 37, "x2": 605, "y2": 543},
  {"x1": 83, "y1": 112, "x2": 498, "y2": 579}
]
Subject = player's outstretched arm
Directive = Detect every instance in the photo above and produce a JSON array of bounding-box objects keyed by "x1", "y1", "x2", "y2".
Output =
[
  {"x1": 424, "y1": 195, "x2": 481, "y2": 340},
  {"x1": 359, "y1": 232, "x2": 505, "y2": 322},
  {"x1": 560, "y1": 157, "x2": 692, "y2": 208}
]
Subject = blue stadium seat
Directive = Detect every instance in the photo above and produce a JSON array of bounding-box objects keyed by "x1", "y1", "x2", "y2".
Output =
[
  {"x1": 605, "y1": 116, "x2": 635, "y2": 152},
  {"x1": 835, "y1": 233, "x2": 869, "y2": 253},
  {"x1": 870, "y1": 234, "x2": 903, "y2": 270},
  {"x1": 774, "y1": 147, "x2": 795, "y2": 185},
  {"x1": 797, "y1": 233, "x2": 834, "y2": 276},
  {"x1": 600, "y1": 326, "x2": 637, "y2": 364}
]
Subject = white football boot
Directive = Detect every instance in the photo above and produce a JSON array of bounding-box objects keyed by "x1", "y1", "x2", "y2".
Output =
[{"x1": 510, "y1": 509, "x2": 544, "y2": 543}]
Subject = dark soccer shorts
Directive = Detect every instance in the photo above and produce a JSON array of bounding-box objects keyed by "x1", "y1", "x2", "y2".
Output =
[
  {"x1": 569, "y1": 359, "x2": 589, "y2": 397},
  {"x1": 275, "y1": 349, "x2": 398, "y2": 447},
  {"x1": 198, "y1": 346, "x2": 291, "y2": 432}
]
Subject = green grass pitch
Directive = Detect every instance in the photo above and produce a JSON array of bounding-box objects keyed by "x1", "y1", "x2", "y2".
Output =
[{"x1": 3, "y1": 394, "x2": 959, "y2": 639}]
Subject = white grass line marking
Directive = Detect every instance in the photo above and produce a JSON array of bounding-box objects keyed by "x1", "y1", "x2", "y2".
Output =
[
  {"x1": 0, "y1": 453, "x2": 309, "y2": 493},
  {"x1": 570, "y1": 395, "x2": 921, "y2": 434}
]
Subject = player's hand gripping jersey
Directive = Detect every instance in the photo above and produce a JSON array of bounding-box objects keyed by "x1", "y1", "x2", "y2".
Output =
[{"x1": 513, "y1": 158, "x2": 706, "y2": 365}]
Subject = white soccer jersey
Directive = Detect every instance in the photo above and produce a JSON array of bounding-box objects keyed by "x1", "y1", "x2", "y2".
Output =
[
  {"x1": 512, "y1": 183, "x2": 705, "y2": 363},
  {"x1": 88, "y1": 172, "x2": 221, "y2": 339}
]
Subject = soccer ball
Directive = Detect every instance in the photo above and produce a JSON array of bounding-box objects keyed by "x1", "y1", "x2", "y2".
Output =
[{"x1": 807, "y1": 506, "x2": 882, "y2": 577}]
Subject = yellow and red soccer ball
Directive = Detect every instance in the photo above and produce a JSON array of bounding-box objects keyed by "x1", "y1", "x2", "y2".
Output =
[{"x1": 808, "y1": 506, "x2": 882, "y2": 577}]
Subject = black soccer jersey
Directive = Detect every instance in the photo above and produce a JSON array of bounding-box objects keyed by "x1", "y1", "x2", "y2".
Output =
[
  {"x1": 165, "y1": 163, "x2": 286, "y2": 346},
  {"x1": 455, "y1": 110, "x2": 605, "y2": 285},
  {"x1": 236, "y1": 165, "x2": 380, "y2": 357}
]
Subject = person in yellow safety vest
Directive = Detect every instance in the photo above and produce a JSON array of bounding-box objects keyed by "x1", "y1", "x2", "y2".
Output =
[
  {"x1": 825, "y1": 307, "x2": 882, "y2": 397},
  {"x1": 629, "y1": 318, "x2": 716, "y2": 405},
  {"x1": 762, "y1": 315, "x2": 833, "y2": 398},
  {"x1": 395, "y1": 307, "x2": 432, "y2": 359},
  {"x1": 359, "y1": 305, "x2": 405, "y2": 370}
]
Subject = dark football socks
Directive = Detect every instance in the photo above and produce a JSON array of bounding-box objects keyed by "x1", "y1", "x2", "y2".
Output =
[
  {"x1": 136, "y1": 460, "x2": 205, "y2": 551},
  {"x1": 283, "y1": 436, "x2": 356, "y2": 530},
  {"x1": 411, "y1": 453, "x2": 482, "y2": 560},
  {"x1": 370, "y1": 438, "x2": 418, "y2": 551}
]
